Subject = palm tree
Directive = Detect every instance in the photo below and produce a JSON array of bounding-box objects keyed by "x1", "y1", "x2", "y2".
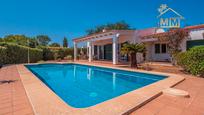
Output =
[{"x1": 121, "y1": 43, "x2": 145, "y2": 68}]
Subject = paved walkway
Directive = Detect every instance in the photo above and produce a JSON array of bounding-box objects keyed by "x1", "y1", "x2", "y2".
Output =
[
  {"x1": 0, "y1": 65, "x2": 34, "y2": 115},
  {"x1": 131, "y1": 75, "x2": 204, "y2": 115},
  {"x1": 0, "y1": 62, "x2": 204, "y2": 115}
]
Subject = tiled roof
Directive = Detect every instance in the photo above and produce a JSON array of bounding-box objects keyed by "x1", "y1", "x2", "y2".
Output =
[
  {"x1": 184, "y1": 24, "x2": 204, "y2": 30},
  {"x1": 142, "y1": 24, "x2": 204, "y2": 39},
  {"x1": 72, "y1": 30, "x2": 114, "y2": 42},
  {"x1": 142, "y1": 28, "x2": 187, "y2": 39},
  {"x1": 72, "y1": 30, "x2": 135, "y2": 42},
  {"x1": 137, "y1": 28, "x2": 158, "y2": 37}
]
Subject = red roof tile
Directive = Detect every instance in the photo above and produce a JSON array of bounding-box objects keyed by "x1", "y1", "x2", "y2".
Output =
[
  {"x1": 185, "y1": 24, "x2": 204, "y2": 30},
  {"x1": 138, "y1": 28, "x2": 158, "y2": 37}
]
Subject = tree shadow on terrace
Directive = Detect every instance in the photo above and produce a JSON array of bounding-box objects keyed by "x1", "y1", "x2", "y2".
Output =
[{"x1": 0, "y1": 80, "x2": 17, "y2": 85}]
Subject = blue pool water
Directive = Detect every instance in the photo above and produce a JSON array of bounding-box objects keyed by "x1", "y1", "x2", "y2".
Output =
[{"x1": 26, "y1": 64, "x2": 165, "y2": 108}]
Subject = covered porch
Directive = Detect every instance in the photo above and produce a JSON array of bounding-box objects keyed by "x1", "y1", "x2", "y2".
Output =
[{"x1": 73, "y1": 30, "x2": 136, "y2": 64}]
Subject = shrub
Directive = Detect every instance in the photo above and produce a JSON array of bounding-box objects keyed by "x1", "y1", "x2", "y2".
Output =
[
  {"x1": 58, "y1": 48, "x2": 74, "y2": 59},
  {"x1": 37, "y1": 60, "x2": 45, "y2": 63},
  {"x1": 63, "y1": 48, "x2": 74, "y2": 58},
  {"x1": 0, "y1": 42, "x2": 74, "y2": 65},
  {"x1": 176, "y1": 46, "x2": 204, "y2": 76},
  {"x1": 0, "y1": 42, "x2": 43, "y2": 64},
  {"x1": 53, "y1": 51, "x2": 59, "y2": 60},
  {"x1": 29, "y1": 48, "x2": 43, "y2": 63},
  {"x1": 175, "y1": 52, "x2": 188, "y2": 69},
  {"x1": 58, "y1": 49, "x2": 65, "y2": 59},
  {"x1": 38, "y1": 46, "x2": 55, "y2": 60},
  {"x1": 37, "y1": 46, "x2": 74, "y2": 60},
  {"x1": 0, "y1": 46, "x2": 7, "y2": 65},
  {"x1": 64, "y1": 55, "x2": 73, "y2": 60}
]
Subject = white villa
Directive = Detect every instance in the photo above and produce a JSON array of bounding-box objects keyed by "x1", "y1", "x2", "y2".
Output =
[{"x1": 73, "y1": 24, "x2": 204, "y2": 64}]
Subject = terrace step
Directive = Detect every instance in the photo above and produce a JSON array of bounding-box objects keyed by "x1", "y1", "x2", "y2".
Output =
[{"x1": 162, "y1": 88, "x2": 190, "y2": 98}]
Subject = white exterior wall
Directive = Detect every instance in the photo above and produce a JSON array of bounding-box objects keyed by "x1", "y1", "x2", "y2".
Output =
[
  {"x1": 139, "y1": 28, "x2": 170, "y2": 62},
  {"x1": 134, "y1": 28, "x2": 166, "y2": 62},
  {"x1": 145, "y1": 43, "x2": 153, "y2": 61},
  {"x1": 180, "y1": 38, "x2": 188, "y2": 52},
  {"x1": 151, "y1": 43, "x2": 170, "y2": 61},
  {"x1": 189, "y1": 28, "x2": 204, "y2": 40},
  {"x1": 180, "y1": 28, "x2": 204, "y2": 52},
  {"x1": 127, "y1": 29, "x2": 166, "y2": 63},
  {"x1": 143, "y1": 28, "x2": 204, "y2": 61},
  {"x1": 144, "y1": 42, "x2": 170, "y2": 61}
]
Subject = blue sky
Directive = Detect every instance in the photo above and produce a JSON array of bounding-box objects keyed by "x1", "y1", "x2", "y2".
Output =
[{"x1": 0, "y1": 0, "x2": 203, "y2": 46}]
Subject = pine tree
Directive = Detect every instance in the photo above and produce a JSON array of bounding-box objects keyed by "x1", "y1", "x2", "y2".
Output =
[{"x1": 63, "y1": 37, "x2": 68, "y2": 48}]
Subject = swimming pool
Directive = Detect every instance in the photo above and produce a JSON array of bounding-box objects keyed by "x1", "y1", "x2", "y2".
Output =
[{"x1": 26, "y1": 64, "x2": 165, "y2": 108}]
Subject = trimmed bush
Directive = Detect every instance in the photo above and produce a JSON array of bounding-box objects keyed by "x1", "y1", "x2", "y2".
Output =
[
  {"x1": 38, "y1": 47, "x2": 55, "y2": 60},
  {"x1": 58, "y1": 49, "x2": 66, "y2": 59},
  {"x1": 64, "y1": 55, "x2": 73, "y2": 60},
  {"x1": 38, "y1": 46, "x2": 74, "y2": 60},
  {"x1": 0, "y1": 42, "x2": 76, "y2": 64},
  {"x1": 0, "y1": 42, "x2": 43, "y2": 64},
  {"x1": 0, "y1": 46, "x2": 7, "y2": 65},
  {"x1": 29, "y1": 48, "x2": 43, "y2": 63},
  {"x1": 176, "y1": 46, "x2": 204, "y2": 76},
  {"x1": 58, "y1": 48, "x2": 74, "y2": 59},
  {"x1": 63, "y1": 48, "x2": 74, "y2": 58}
]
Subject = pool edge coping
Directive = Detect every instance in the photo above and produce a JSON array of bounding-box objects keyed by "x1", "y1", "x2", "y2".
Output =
[{"x1": 16, "y1": 62, "x2": 185, "y2": 115}]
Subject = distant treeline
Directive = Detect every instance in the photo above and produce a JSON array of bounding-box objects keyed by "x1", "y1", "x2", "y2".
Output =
[
  {"x1": 0, "y1": 34, "x2": 69, "y2": 48},
  {"x1": 0, "y1": 34, "x2": 73, "y2": 65}
]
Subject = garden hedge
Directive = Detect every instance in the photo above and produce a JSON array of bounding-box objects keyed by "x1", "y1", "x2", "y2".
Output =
[
  {"x1": 0, "y1": 43, "x2": 43, "y2": 64},
  {"x1": 0, "y1": 42, "x2": 84, "y2": 65},
  {"x1": 176, "y1": 46, "x2": 204, "y2": 76},
  {"x1": 38, "y1": 46, "x2": 55, "y2": 60},
  {"x1": 0, "y1": 46, "x2": 7, "y2": 65},
  {"x1": 38, "y1": 46, "x2": 74, "y2": 60},
  {"x1": 60, "y1": 48, "x2": 74, "y2": 59}
]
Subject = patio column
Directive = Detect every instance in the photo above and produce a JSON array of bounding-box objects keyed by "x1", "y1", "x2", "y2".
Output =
[
  {"x1": 112, "y1": 36, "x2": 118, "y2": 64},
  {"x1": 74, "y1": 41, "x2": 77, "y2": 61},
  {"x1": 86, "y1": 43, "x2": 89, "y2": 57},
  {"x1": 87, "y1": 41, "x2": 92, "y2": 62},
  {"x1": 91, "y1": 43, "x2": 94, "y2": 57},
  {"x1": 97, "y1": 46, "x2": 100, "y2": 59},
  {"x1": 101, "y1": 45, "x2": 104, "y2": 59}
]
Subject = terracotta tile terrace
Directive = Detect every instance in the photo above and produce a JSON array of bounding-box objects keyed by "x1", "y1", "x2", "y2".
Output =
[
  {"x1": 0, "y1": 65, "x2": 34, "y2": 115},
  {"x1": 131, "y1": 75, "x2": 204, "y2": 115},
  {"x1": 0, "y1": 61, "x2": 204, "y2": 115}
]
